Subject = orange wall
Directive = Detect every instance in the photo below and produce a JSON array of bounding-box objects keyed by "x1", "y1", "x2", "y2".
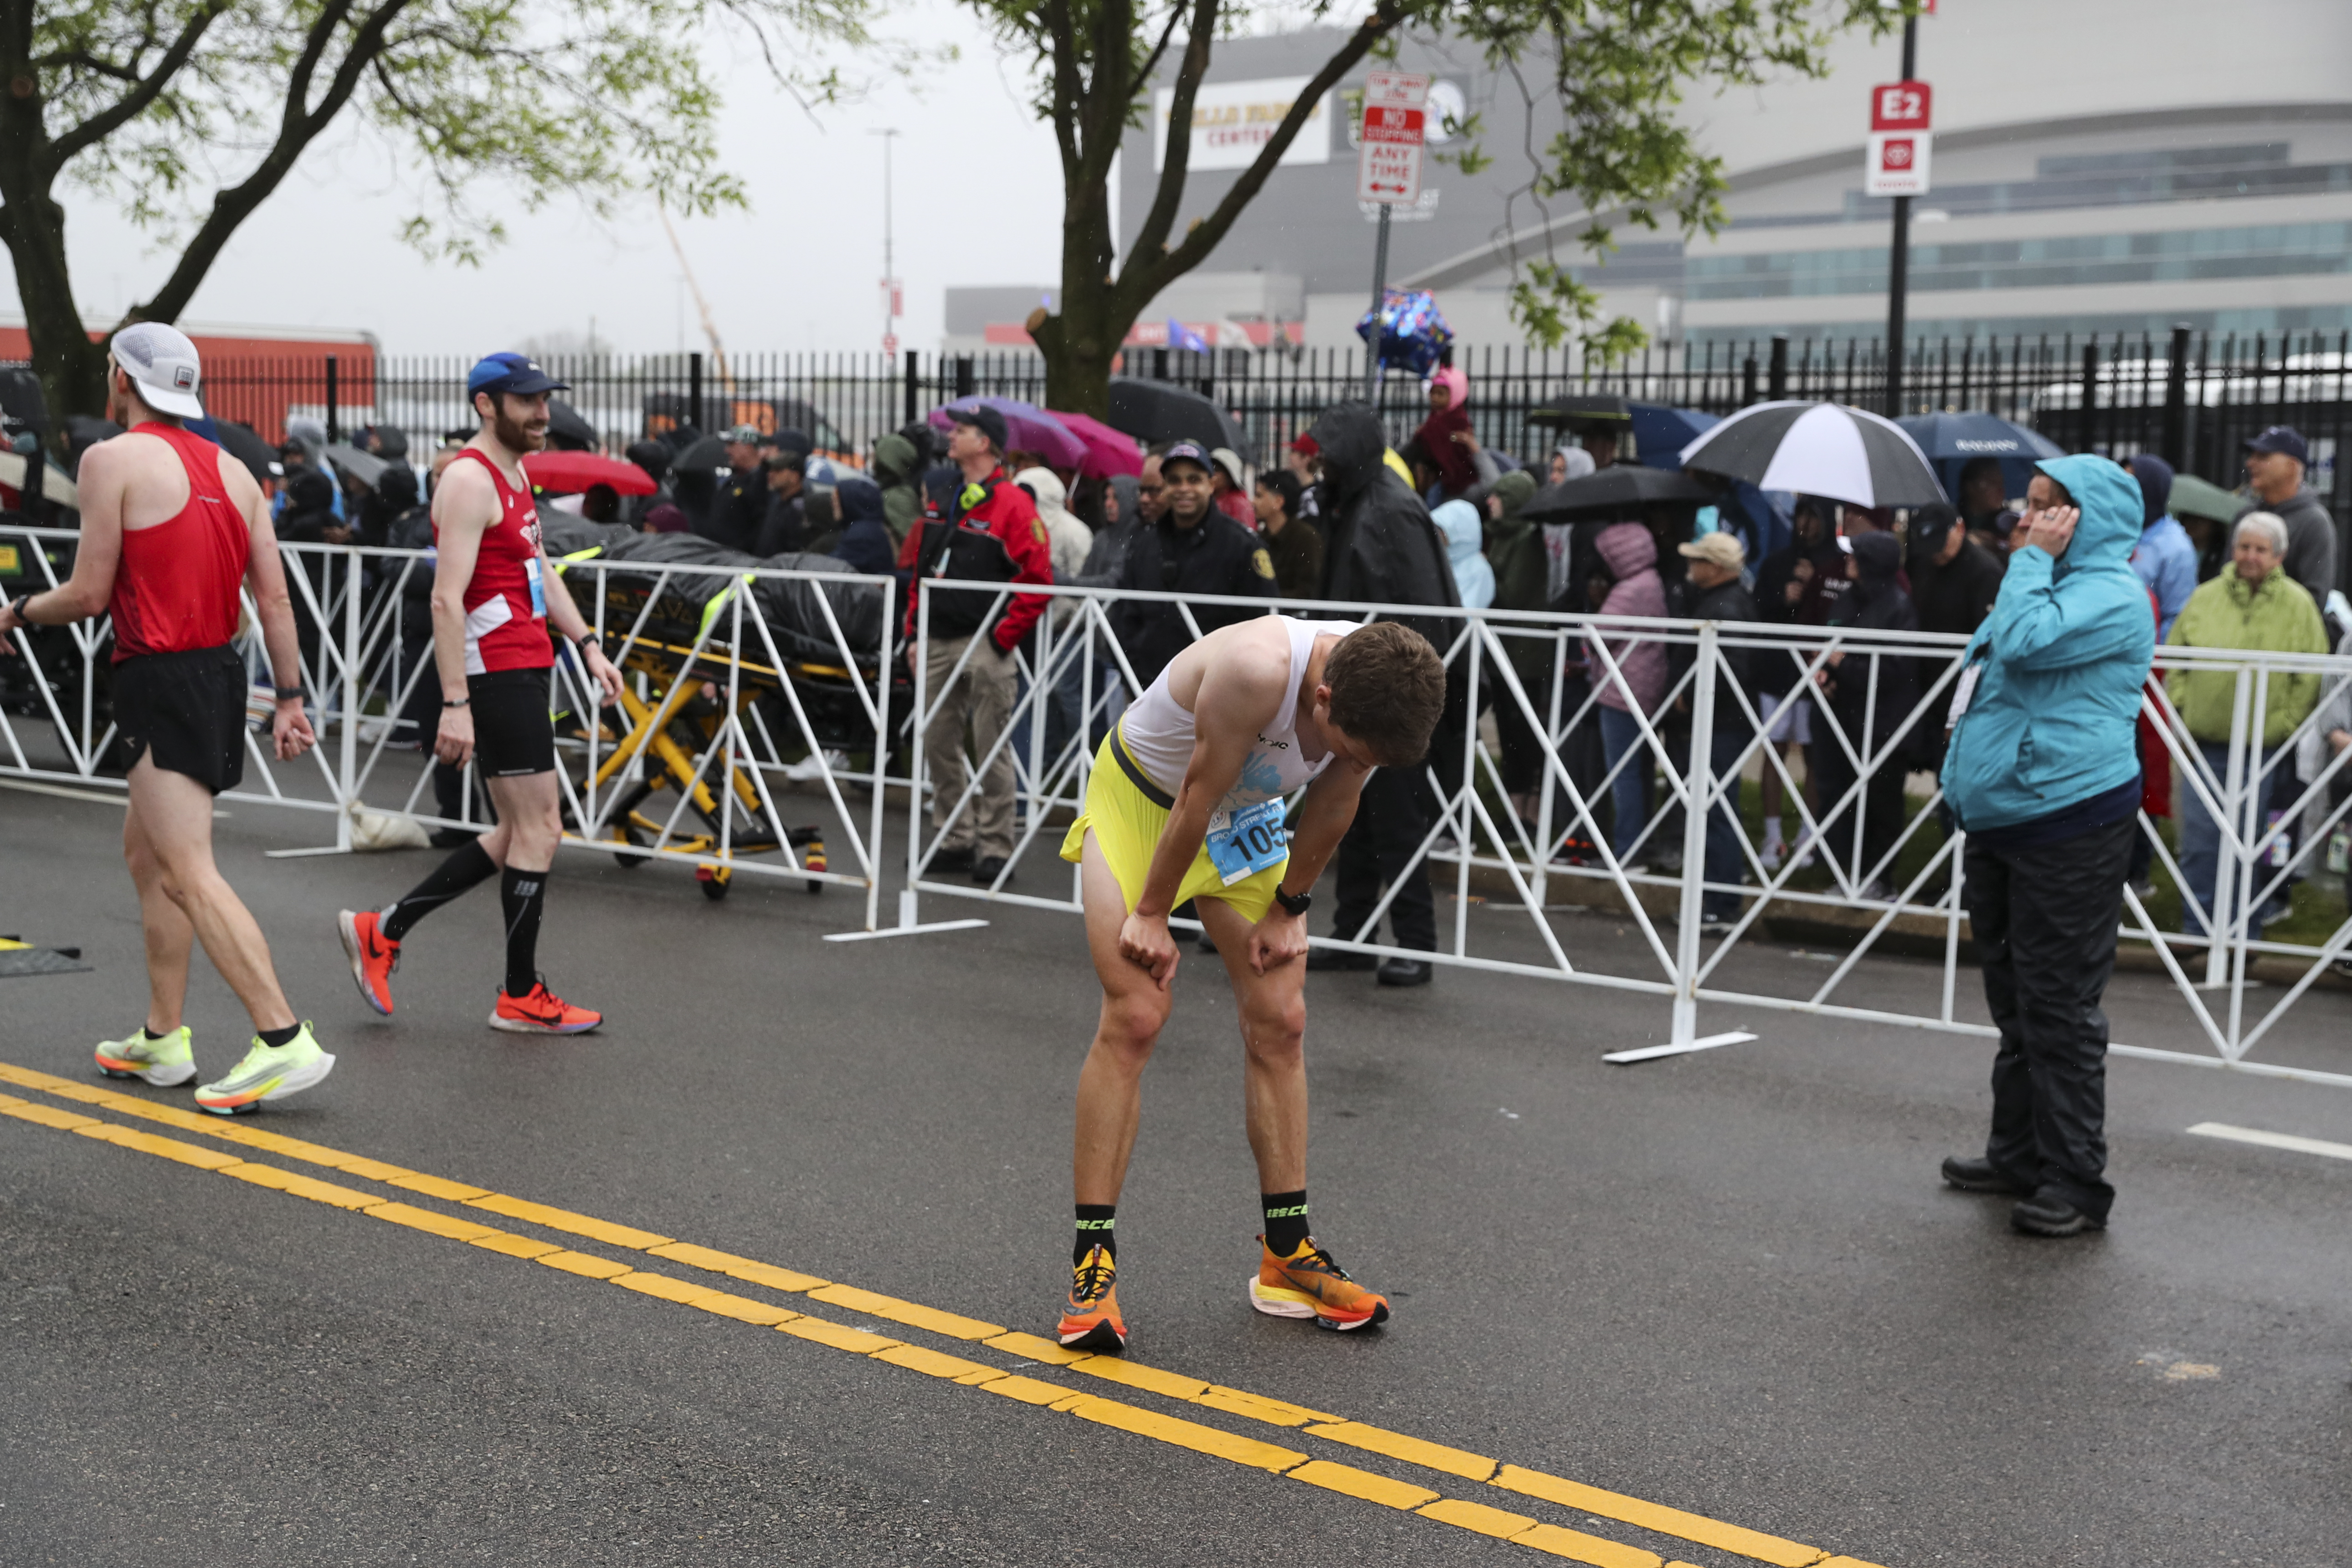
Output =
[{"x1": 0, "y1": 327, "x2": 377, "y2": 443}]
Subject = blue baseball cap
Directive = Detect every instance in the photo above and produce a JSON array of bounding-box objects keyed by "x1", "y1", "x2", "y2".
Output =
[
  {"x1": 466, "y1": 351, "x2": 568, "y2": 401},
  {"x1": 1160, "y1": 439, "x2": 1214, "y2": 475},
  {"x1": 2242, "y1": 425, "x2": 2310, "y2": 464}
]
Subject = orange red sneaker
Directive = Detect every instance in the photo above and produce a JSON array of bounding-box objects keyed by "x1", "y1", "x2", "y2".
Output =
[
  {"x1": 489, "y1": 978, "x2": 603, "y2": 1035},
  {"x1": 1248, "y1": 1236, "x2": 1391, "y2": 1332},
  {"x1": 336, "y1": 908, "x2": 399, "y2": 1017},
  {"x1": 1057, "y1": 1244, "x2": 1127, "y2": 1352}
]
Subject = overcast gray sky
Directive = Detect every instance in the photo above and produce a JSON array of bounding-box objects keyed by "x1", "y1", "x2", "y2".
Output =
[{"x1": 4, "y1": 0, "x2": 1067, "y2": 360}]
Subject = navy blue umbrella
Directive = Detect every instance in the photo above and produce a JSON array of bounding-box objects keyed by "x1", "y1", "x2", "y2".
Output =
[
  {"x1": 1898, "y1": 412, "x2": 2064, "y2": 512},
  {"x1": 1630, "y1": 403, "x2": 1719, "y2": 470}
]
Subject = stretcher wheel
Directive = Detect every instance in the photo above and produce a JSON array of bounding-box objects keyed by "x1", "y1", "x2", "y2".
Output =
[{"x1": 696, "y1": 864, "x2": 730, "y2": 901}]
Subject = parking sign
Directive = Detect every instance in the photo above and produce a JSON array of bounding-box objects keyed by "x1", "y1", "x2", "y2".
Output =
[{"x1": 1357, "y1": 71, "x2": 1428, "y2": 206}]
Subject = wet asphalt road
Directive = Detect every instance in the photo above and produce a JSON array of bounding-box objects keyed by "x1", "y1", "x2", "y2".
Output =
[{"x1": 4, "y1": 780, "x2": 2351, "y2": 1567}]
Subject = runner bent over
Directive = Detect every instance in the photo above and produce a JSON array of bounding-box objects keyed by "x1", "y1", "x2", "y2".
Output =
[
  {"x1": 0, "y1": 324, "x2": 334, "y2": 1112},
  {"x1": 1054, "y1": 613, "x2": 1446, "y2": 1350},
  {"x1": 336, "y1": 353, "x2": 623, "y2": 1031}
]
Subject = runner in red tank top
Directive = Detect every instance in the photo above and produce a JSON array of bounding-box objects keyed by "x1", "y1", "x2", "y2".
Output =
[
  {"x1": 0, "y1": 324, "x2": 336, "y2": 1113},
  {"x1": 439, "y1": 443, "x2": 554, "y2": 674},
  {"x1": 336, "y1": 352, "x2": 623, "y2": 1036}
]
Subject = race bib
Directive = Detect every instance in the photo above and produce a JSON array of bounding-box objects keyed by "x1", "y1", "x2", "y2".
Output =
[
  {"x1": 1204, "y1": 797, "x2": 1289, "y2": 887},
  {"x1": 524, "y1": 555, "x2": 547, "y2": 618}
]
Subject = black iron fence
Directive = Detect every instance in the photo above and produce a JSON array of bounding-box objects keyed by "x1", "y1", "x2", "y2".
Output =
[{"x1": 189, "y1": 329, "x2": 2352, "y2": 509}]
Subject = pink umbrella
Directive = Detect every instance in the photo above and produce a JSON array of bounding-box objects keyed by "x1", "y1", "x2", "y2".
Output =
[
  {"x1": 925, "y1": 396, "x2": 1086, "y2": 470},
  {"x1": 1046, "y1": 410, "x2": 1144, "y2": 479}
]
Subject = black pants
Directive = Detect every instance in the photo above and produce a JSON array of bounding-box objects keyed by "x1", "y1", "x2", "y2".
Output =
[
  {"x1": 1965, "y1": 813, "x2": 2134, "y2": 1222},
  {"x1": 1812, "y1": 726, "x2": 1905, "y2": 889},
  {"x1": 1331, "y1": 766, "x2": 1436, "y2": 952}
]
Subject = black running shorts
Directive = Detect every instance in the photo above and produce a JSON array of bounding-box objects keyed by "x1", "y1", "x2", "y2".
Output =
[
  {"x1": 467, "y1": 666, "x2": 556, "y2": 777},
  {"x1": 112, "y1": 644, "x2": 249, "y2": 796}
]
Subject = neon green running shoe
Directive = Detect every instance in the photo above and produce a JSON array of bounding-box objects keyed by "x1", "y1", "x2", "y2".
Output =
[
  {"x1": 94, "y1": 1025, "x2": 196, "y2": 1088},
  {"x1": 194, "y1": 1025, "x2": 336, "y2": 1116}
]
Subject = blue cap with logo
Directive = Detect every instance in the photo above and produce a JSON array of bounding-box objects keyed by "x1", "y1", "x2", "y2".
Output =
[
  {"x1": 466, "y1": 351, "x2": 569, "y2": 401},
  {"x1": 1160, "y1": 439, "x2": 1214, "y2": 475},
  {"x1": 2242, "y1": 425, "x2": 2310, "y2": 465}
]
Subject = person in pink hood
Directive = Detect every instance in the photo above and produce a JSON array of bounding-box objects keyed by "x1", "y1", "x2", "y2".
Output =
[{"x1": 1589, "y1": 520, "x2": 1669, "y2": 863}]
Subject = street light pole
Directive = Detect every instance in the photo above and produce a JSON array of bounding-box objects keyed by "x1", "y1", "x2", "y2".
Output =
[
  {"x1": 872, "y1": 128, "x2": 900, "y2": 360},
  {"x1": 1883, "y1": 14, "x2": 1918, "y2": 418}
]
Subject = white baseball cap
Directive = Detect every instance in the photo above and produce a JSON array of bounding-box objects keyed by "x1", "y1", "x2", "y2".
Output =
[{"x1": 109, "y1": 322, "x2": 205, "y2": 419}]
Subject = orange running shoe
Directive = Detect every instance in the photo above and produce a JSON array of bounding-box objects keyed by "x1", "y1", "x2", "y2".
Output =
[
  {"x1": 1057, "y1": 1244, "x2": 1127, "y2": 1352},
  {"x1": 1248, "y1": 1236, "x2": 1391, "y2": 1331},
  {"x1": 336, "y1": 908, "x2": 399, "y2": 1017},
  {"x1": 489, "y1": 978, "x2": 603, "y2": 1035}
]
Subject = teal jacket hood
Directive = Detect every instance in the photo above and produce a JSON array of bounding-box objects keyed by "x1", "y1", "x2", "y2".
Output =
[
  {"x1": 2039, "y1": 453, "x2": 2143, "y2": 576},
  {"x1": 1940, "y1": 455, "x2": 2156, "y2": 833}
]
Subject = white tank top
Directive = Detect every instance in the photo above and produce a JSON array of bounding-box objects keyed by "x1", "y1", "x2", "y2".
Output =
[{"x1": 1119, "y1": 615, "x2": 1360, "y2": 810}]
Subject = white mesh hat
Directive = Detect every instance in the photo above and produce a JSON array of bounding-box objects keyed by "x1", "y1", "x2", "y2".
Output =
[{"x1": 110, "y1": 322, "x2": 205, "y2": 419}]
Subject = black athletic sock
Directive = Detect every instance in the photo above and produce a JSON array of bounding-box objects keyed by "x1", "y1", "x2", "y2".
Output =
[
  {"x1": 500, "y1": 866, "x2": 547, "y2": 998},
  {"x1": 1261, "y1": 1190, "x2": 1310, "y2": 1257},
  {"x1": 142, "y1": 1026, "x2": 171, "y2": 1041},
  {"x1": 1074, "y1": 1204, "x2": 1116, "y2": 1266},
  {"x1": 257, "y1": 1023, "x2": 301, "y2": 1049},
  {"x1": 380, "y1": 840, "x2": 498, "y2": 941}
]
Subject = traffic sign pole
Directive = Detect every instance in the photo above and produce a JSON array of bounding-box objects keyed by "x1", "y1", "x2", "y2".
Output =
[
  {"x1": 1883, "y1": 21, "x2": 1922, "y2": 417},
  {"x1": 1365, "y1": 206, "x2": 1391, "y2": 402},
  {"x1": 1356, "y1": 71, "x2": 1428, "y2": 405}
]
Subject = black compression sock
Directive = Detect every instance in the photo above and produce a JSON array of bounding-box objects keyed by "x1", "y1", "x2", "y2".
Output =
[
  {"x1": 500, "y1": 866, "x2": 547, "y2": 998},
  {"x1": 380, "y1": 840, "x2": 498, "y2": 941},
  {"x1": 257, "y1": 1024, "x2": 301, "y2": 1049},
  {"x1": 1074, "y1": 1204, "x2": 1116, "y2": 1266},
  {"x1": 1261, "y1": 1190, "x2": 1310, "y2": 1257}
]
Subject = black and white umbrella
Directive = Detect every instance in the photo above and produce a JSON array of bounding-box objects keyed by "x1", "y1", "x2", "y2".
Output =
[{"x1": 1677, "y1": 400, "x2": 1945, "y2": 509}]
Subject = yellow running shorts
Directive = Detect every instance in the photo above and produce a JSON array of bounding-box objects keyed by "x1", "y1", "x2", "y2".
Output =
[{"x1": 1059, "y1": 728, "x2": 1289, "y2": 925}]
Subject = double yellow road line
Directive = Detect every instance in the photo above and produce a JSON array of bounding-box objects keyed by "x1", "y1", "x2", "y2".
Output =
[{"x1": 0, "y1": 1058, "x2": 1885, "y2": 1568}]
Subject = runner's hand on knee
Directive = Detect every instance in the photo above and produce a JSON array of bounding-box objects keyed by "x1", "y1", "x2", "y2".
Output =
[
  {"x1": 1119, "y1": 910, "x2": 1179, "y2": 990},
  {"x1": 1248, "y1": 908, "x2": 1309, "y2": 975}
]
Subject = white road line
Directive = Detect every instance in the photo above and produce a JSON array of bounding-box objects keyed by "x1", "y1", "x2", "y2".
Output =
[{"x1": 2188, "y1": 1122, "x2": 2352, "y2": 1163}]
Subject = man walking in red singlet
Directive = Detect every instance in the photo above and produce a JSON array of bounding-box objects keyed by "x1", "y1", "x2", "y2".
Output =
[
  {"x1": 336, "y1": 353, "x2": 622, "y2": 1032},
  {"x1": 0, "y1": 324, "x2": 334, "y2": 1112}
]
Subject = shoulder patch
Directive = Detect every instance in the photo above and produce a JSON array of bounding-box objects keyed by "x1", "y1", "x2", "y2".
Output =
[{"x1": 1251, "y1": 548, "x2": 1276, "y2": 580}]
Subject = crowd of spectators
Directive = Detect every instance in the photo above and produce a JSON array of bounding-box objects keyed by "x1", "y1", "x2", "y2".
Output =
[{"x1": 219, "y1": 375, "x2": 2346, "y2": 1009}]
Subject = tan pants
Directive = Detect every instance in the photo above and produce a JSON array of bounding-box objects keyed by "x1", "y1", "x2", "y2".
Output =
[{"x1": 923, "y1": 632, "x2": 1017, "y2": 859}]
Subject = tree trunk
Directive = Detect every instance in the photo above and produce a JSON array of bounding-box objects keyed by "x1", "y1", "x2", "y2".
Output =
[
  {"x1": 0, "y1": 12, "x2": 109, "y2": 436},
  {"x1": 8, "y1": 194, "x2": 111, "y2": 432},
  {"x1": 1038, "y1": 163, "x2": 1126, "y2": 417}
]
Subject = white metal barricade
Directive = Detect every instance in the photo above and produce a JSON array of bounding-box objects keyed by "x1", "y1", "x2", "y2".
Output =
[
  {"x1": 0, "y1": 525, "x2": 899, "y2": 927},
  {"x1": 892, "y1": 573, "x2": 2352, "y2": 1085}
]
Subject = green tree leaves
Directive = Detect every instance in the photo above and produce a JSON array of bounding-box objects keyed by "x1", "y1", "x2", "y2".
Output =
[
  {"x1": 961, "y1": 0, "x2": 1892, "y2": 402},
  {"x1": 0, "y1": 0, "x2": 878, "y2": 416}
]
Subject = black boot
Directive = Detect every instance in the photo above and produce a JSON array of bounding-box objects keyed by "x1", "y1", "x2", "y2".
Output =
[
  {"x1": 2012, "y1": 1191, "x2": 2105, "y2": 1237},
  {"x1": 1376, "y1": 957, "x2": 1433, "y2": 987},
  {"x1": 1940, "y1": 1156, "x2": 2035, "y2": 1196}
]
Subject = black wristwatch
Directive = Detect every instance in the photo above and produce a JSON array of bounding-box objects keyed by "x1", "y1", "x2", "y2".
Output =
[
  {"x1": 272, "y1": 685, "x2": 304, "y2": 702},
  {"x1": 1273, "y1": 886, "x2": 1313, "y2": 917}
]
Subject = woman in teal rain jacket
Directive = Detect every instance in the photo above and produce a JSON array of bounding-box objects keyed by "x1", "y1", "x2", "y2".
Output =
[{"x1": 1937, "y1": 454, "x2": 2155, "y2": 1241}]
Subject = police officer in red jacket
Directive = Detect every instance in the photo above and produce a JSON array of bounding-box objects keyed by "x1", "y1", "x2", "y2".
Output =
[{"x1": 899, "y1": 405, "x2": 1054, "y2": 884}]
